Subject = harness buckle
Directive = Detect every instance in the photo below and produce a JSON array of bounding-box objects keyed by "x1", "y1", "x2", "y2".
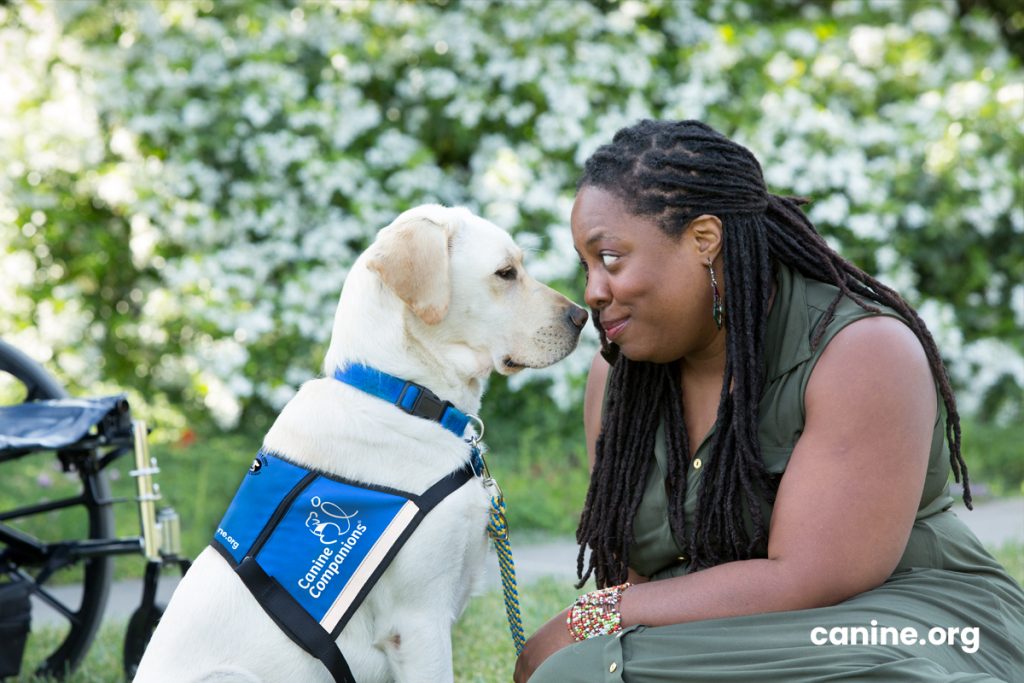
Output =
[{"x1": 398, "y1": 382, "x2": 448, "y2": 422}]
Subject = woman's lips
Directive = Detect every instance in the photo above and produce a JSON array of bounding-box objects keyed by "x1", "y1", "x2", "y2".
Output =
[{"x1": 602, "y1": 316, "x2": 629, "y2": 341}]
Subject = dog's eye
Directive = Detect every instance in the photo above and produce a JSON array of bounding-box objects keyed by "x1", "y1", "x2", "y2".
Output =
[{"x1": 495, "y1": 266, "x2": 517, "y2": 281}]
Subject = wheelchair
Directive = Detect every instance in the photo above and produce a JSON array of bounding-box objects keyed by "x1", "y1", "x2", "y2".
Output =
[{"x1": 0, "y1": 339, "x2": 189, "y2": 680}]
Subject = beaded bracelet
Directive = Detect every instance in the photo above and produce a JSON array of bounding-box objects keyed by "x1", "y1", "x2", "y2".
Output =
[{"x1": 566, "y1": 582, "x2": 632, "y2": 641}]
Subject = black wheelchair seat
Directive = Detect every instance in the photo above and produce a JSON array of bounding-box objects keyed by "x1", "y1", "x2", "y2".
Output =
[{"x1": 0, "y1": 396, "x2": 131, "y2": 453}]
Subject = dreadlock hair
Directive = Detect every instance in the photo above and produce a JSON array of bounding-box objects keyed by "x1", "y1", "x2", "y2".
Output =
[{"x1": 574, "y1": 119, "x2": 971, "y2": 588}]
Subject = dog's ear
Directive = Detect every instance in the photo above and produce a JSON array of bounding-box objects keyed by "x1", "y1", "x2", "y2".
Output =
[{"x1": 367, "y1": 212, "x2": 452, "y2": 325}]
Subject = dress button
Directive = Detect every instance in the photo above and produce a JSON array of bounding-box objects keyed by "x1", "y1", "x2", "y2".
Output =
[
  {"x1": 609, "y1": 662, "x2": 618, "y2": 673},
  {"x1": 677, "y1": 555, "x2": 687, "y2": 562},
  {"x1": 693, "y1": 458, "x2": 702, "y2": 469}
]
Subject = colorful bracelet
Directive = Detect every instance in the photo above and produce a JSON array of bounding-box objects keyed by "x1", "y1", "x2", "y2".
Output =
[{"x1": 566, "y1": 582, "x2": 632, "y2": 641}]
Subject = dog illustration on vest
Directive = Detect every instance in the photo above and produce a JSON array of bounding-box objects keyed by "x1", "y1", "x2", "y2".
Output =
[{"x1": 304, "y1": 495, "x2": 358, "y2": 545}]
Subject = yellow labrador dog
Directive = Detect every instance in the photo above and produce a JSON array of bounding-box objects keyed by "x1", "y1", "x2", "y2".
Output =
[{"x1": 135, "y1": 205, "x2": 587, "y2": 682}]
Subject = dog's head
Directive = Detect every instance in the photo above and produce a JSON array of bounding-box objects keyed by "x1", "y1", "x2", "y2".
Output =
[{"x1": 325, "y1": 205, "x2": 586, "y2": 402}]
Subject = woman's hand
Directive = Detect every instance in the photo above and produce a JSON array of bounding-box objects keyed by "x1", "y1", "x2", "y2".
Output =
[{"x1": 513, "y1": 607, "x2": 574, "y2": 683}]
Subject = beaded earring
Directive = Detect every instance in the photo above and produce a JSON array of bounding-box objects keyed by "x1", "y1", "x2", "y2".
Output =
[{"x1": 707, "y1": 258, "x2": 723, "y2": 329}]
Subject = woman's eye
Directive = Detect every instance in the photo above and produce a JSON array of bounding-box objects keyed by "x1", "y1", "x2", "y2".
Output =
[
  {"x1": 600, "y1": 253, "x2": 620, "y2": 267},
  {"x1": 495, "y1": 266, "x2": 517, "y2": 280}
]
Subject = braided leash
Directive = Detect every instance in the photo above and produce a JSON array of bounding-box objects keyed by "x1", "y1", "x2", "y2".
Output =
[
  {"x1": 466, "y1": 416, "x2": 526, "y2": 657},
  {"x1": 486, "y1": 492, "x2": 526, "y2": 655}
]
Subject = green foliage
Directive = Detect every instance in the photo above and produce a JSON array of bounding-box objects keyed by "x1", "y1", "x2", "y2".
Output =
[
  {"x1": 1, "y1": 0, "x2": 1022, "y2": 437},
  {"x1": 482, "y1": 375, "x2": 590, "y2": 534},
  {"x1": 961, "y1": 416, "x2": 1024, "y2": 496}
]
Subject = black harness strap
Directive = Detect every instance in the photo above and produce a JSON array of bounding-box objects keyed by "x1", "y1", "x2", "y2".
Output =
[
  {"x1": 416, "y1": 465, "x2": 474, "y2": 511},
  {"x1": 236, "y1": 558, "x2": 356, "y2": 683}
]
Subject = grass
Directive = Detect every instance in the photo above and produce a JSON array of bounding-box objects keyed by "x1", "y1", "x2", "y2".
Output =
[
  {"x1": 16, "y1": 620, "x2": 125, "y2": 683},
  {"x1": 992, "y1": 540, "x2": 1024, "y2": 585}
]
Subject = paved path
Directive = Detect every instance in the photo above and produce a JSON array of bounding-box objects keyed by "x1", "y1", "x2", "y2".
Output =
[{"x1": 30, "y1": 496, "x2": 1023, "y2": 628}]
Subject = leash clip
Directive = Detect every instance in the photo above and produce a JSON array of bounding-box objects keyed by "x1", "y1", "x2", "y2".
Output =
[
  {"x1": 483, "y1": 473, "x2": 502, "y2": 502},
  {"x1": 463, "y1": 412, "x2": 503, "y2": 501}
]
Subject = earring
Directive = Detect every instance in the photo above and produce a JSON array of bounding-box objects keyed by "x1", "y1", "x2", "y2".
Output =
[{"x1": 706, "y1": 258, "x2": 723, "y2": 330}]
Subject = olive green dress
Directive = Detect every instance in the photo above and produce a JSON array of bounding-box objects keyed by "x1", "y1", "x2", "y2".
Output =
[{"x1": 532, "y1": 264, "x2": 1024, "y2": 682}]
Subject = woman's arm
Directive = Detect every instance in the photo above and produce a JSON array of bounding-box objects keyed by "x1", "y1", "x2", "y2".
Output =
[{"x1": 619, "y1": 315, "x2": 935, "y2": 625}]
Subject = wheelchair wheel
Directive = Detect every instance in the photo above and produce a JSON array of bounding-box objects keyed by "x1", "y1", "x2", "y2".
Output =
[{"x1": 0, "y1": 340, "x2": 115, "y2": 678}]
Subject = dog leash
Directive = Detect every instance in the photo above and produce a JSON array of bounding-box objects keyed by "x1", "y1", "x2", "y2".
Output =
[
  {"x1": 487, "y1": 488, "x2": 526, "y2": 655},
  {"x1": 467, "y1": 421, "x2": 526, "y2": 656}
]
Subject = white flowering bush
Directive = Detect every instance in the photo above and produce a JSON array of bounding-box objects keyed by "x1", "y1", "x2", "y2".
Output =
[{"x1": 2, "y1": 0, "x2": 1021, "y2": 435}]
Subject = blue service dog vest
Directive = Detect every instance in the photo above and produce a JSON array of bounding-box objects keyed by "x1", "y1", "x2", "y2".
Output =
[{"x1": 211, "y1": 450, "x2": 475, "y2": 683}]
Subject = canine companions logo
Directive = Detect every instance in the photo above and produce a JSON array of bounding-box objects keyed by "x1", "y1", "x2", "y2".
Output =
[
  {"x1": 304, "y1": 496, "x2": 359, "y2": 545},
  {"x1": 298, "y1": 496, "x2": 368, "y2": 600}
]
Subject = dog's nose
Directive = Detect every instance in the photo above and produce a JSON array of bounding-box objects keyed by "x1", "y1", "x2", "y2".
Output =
[{"x1": 567, "y1": 305, "x2": 589, "y2": 330}]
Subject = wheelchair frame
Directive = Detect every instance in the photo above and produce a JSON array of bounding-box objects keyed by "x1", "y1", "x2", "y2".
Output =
[{"x1": 0, "y1": 339, "x2": 189, "y2": 680}]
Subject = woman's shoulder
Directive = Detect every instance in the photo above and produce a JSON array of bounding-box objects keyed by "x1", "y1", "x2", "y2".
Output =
[
  {"x1": 803, "y1": 277, "x2": 905, "y2": 337},
  {"x1": 806, "y1": 314, "x2": 936, "y2": 418},
  {"x1": 770, "y1": 269, "x2": 938, "y2": 440}
]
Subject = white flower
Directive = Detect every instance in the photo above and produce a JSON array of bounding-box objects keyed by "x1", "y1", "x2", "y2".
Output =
[
  {"x1": 910, "y1": 8, "x2": 951, "y2": 36},
  {"x1": 1011, "y1": 285, "x2": 1024, "y2": 328},
  {"x1": 903, "y1": 204, "x2": 929, "y2": 229},
  {"x1": 811, "y1": 53, "x2": 842, "y2": 79},
  {"x1": 96, "y1": 166, "x2": 137, "y2": 206},
  {"x1": 848, "y1": 26, "x2": 886, "y2": 68},
  {"x1": 848, "y1": 213, "x2": 886, "y2": 241},
  {"x1": 201, "y1": 373, "x2": 242, "y2": 429},
  {"x1": 783, "y1": 28, "x2": 817, "y2": 57},
  {"x1": 765, "y1": 52, "x2": 797, "y2": 83},
  {"x1": 809, "y1": 193, "x2": 850, "y2": 226},
  {"x1": 946, "y1": 81, "x2": 989, "y2": 117},
  {"x1": 479, "y1": 147, "x2": 532, "y2": 201}
]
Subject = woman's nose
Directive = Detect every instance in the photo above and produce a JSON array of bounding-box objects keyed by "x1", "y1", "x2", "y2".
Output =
[{"x1": 584, "y1": 272, "x2": 610, "y2": 310}]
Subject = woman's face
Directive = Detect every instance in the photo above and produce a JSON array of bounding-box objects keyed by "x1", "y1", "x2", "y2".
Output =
[{"x1": 571, "y1": 185, "x2": 722, "y2": 364}]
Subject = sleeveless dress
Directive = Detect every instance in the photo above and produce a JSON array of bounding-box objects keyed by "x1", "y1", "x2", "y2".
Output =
[{"x1": 531, "y1": 264, "x2": 1024, "y2": 682}]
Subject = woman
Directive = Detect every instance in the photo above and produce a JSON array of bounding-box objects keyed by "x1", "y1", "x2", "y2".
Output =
[{"x1": 515, "y1": 120, "x2": 1023, "y2": 682}]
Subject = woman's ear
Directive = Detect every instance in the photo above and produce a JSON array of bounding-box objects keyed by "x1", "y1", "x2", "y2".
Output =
[{"x1": 688, "y1": 214, "x2": 723, "y2": 261}]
